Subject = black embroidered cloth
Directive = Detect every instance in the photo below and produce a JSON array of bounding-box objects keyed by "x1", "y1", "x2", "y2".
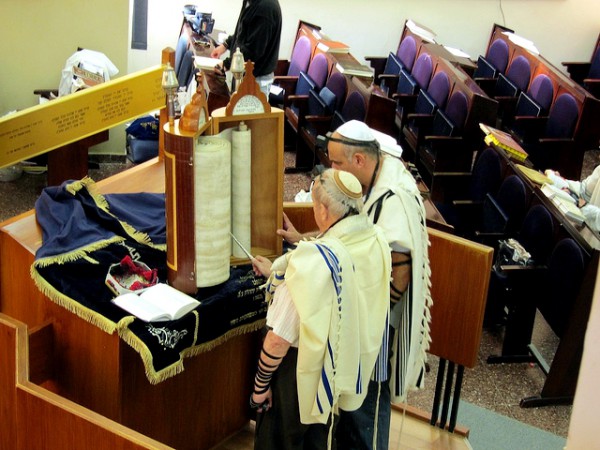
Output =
[{"x1": 31, "y1": 178, "x2": 267, "y2": 383}]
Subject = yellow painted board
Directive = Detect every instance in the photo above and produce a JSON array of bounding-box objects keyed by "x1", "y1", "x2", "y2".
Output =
[{"x1": 0, "y1": 65, "x2": 165, "y2": 169}]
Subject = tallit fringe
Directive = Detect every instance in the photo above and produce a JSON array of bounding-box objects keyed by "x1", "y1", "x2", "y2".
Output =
[
  {"x1": 30, "y1": 265, "x2": 118, "y2": 334},
  {"x1": 116, "y1": 318, "x2": 266, "y2": 385}
]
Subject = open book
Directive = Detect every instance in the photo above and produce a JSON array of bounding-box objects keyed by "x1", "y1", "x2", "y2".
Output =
[
  {"x1": 541, "y1": 183, "x2": 585, "y2": 225},
  {"x1": 112, "y1": 283, "x2": 200, "y2": 322},
  {"x1": 194, "y1": 55, "x2": 222, "y2": 71}
]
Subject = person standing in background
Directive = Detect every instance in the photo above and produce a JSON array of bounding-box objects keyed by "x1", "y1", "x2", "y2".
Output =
[{"x1": 211, "y1": 0, "x2": 282, "y2": 98}]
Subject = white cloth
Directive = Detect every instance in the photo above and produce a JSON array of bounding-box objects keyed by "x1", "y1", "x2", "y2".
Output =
[
  {"x1": 58, "y1": 49, "x2": 119, "y2": 97},
  {"x1": 264, "y1": 214, "x2": 391, "y2": 425},
  {"x1": 363, "y1": 154, "x2": 433, "y2": 402},
  {"x1": 565, "y1": 165, "x2": 600, "y2": 232}
]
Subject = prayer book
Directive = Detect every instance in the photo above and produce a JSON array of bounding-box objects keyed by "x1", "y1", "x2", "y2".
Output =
[
  {"x1": 335, "y1": 60, "x2": 374, "y2": 78},
  {"x1": 194, "y1": 56, "x2": 222, "y2": 71},
  {"x1": 112, "y1": 283, "x2": 200, "y2": 322},
  {"x1": 316, "y1": 41, "x2": 350, "y2": 54},
  {"x1": 480, "y1": 123, "x2": 528, "y2": 162},
  {"x1": 541, "y1": 183, "x2": 585, "y2": 225}
]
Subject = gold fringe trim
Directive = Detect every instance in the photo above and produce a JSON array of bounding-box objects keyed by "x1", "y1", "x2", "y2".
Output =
[
  {"x1": 30, "y1": 265, "x2": 117, "y2": 334},
  {"x1": 66, "y1": 177, "x2": 165, "y2": 251},
  {"x1": 117, "y1": 318, "x2": 266, "y2": 385},
  {"x1": 33, "y1": 236, "x2": 126, "y2": 268}
]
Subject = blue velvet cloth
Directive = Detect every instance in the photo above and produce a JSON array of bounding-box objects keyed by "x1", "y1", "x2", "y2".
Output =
[{"x1": 32, "y1": 179, "x2": 267, "y2": 382}]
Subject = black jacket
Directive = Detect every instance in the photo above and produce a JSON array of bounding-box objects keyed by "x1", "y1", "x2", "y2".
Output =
[{"x1": 224, "y1": 0, "x2": 282, "y2": 77}]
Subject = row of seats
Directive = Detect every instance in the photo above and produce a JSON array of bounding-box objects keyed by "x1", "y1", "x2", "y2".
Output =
[
  {"x1": 472, "y1": 26, "x2": 600, "y2": 180},
  {"x1": 435, "y1": 144, "x2": 592, "y2": 406}
]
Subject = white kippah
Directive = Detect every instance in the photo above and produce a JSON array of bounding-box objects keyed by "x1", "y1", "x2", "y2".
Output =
[
  {"x1": 336, "y1": 120, "x2": 375, "y2": 142},
  {"x1": 336, "y1": 120, "x2": 403, "y2": 158}
]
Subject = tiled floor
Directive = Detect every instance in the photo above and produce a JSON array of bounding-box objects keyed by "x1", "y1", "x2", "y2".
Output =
[{"x1": 2, "y1": 149, "x2": 591, "y2": 445}]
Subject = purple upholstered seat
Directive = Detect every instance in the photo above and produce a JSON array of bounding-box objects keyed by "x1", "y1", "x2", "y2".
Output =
[
  {"x1": 495, "y1": 55, "x2": 531, "y2": 97},
  {"x1": 412, "y1": 53, "x2": 433, "y2": 90},
  {"x1": 306, "y1": 53, "x2": 329, "y2": 91},
  {"x1": 331, "y1": 91, "x2": 366, "y2": 130},
  {"x1": 396, "y1": 36, "x2": 417, "y2": 72},
  {"x1": 506, "y1": 56, "x2": 531, "y2": 92},
  {"x1": 324, "y1": 72, "x2": 347, "y2": 112},
  {"x1": 444, "y1": 90, "x2": 469, "y2": 133},
  {"x1": 527, "y1": 74, "x2": 554, "y2": 114},
  {"x1": 487, "y1": 39, "x2": 510, "y2": 74},
  {"x1": 427, "y1": 71, "x2": 451, "y2": 110},
  {"x1": 545, "y1": 93, "x2": 579, "y2": 138},
  {"x1": 288, "y1": 36, "x2": 312, "y2": 77},
  {"x1": 589, "y1": 46, "x2": 600, "y2": 79}
]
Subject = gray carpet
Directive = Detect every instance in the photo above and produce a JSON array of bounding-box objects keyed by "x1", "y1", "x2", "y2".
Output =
[{"x1": 457, "y1": 400, "x2": 566, "y2": 450}]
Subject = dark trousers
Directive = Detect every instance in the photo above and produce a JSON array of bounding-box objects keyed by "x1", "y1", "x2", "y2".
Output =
[
  {"x1": 254, "y1": 347, "x2": 335, "y2": 450},
  {"x1": 336, "y1": 379, "x2": 391, "y2": 450}
]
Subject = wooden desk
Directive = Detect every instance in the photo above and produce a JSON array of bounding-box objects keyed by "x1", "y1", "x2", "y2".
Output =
[{"x1": 0, "y1": 158, "x2": 259, "y2": 449}]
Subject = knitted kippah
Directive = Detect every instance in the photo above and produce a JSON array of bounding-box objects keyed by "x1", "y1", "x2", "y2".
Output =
[{"x1": 333, "y1": 170, "x2": 363, "y2": 199}]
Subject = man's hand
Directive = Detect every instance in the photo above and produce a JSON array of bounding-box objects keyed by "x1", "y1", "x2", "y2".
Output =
[
  {"x1": 252, "y1": 255, "x2": 273, "y2": 277},
  {"x1": 250, "y1": 388, "x2": 273, "y2": 413},
  {"x1": 210, "y1": 44, "x2": 227, "y2": 59},
  {"x1": 277, "y1": 212, "x2": 303, "y2": 244}
]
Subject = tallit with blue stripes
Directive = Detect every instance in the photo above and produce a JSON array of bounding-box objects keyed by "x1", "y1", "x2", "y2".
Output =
[{"x1": 269, "y1": 214, "x2": 391, "y2": 425}]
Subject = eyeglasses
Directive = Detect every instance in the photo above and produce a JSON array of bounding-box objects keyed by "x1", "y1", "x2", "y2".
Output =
[{"x1": 315, "y1": 132, "x2": 379, "y2": 156}]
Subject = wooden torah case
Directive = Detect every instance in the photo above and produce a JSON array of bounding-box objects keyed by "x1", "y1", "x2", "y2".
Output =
[{"x1": 164, "y1": 64, "x2": 284, "y2": 293}]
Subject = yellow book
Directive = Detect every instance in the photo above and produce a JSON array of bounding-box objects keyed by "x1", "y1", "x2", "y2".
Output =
[{"x1": 480, "y1": 123, "x2": 528, "y2": 162}]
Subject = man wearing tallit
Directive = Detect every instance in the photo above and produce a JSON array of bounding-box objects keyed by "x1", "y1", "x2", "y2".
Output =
[
  {"x1": 279, "y1": 121, "x2": 433, "y2": 449},
  {"x1": 250, "y1": 169, "x2": 391, "y2": 449},
  {"x1": 546, "y1": 166, "x2": 600, "y2": 232}
]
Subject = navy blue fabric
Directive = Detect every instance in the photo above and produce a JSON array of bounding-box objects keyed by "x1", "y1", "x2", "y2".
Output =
[{"x1": 33, "y1": 180, "x2": 267, "y2": 376}]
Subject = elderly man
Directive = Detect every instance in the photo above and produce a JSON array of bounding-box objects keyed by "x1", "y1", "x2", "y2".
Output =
[
  {"x1": 250, "y1": 169, "x2": 391, "y2": 450},
  {"x1": 279, "y1": 121, "x2": 432, "y2": 449}
]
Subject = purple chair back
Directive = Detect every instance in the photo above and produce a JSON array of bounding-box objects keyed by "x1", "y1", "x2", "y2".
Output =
[
  {"x1": 542, "y1": 238, "x2": 585, "y2": 337},
  {"x1": 307, "y1": 53, "x2": 329, "y2": 90},
  {"x1": 589, "y1": 46, "x2": 600, "y2": 78},
  {"x1": 471, "y1": 147, "x2": 502, "y2": 202},
  {"x1": 506, "y1": 56, "x2": 531, "y2": 92},
  {"x1": 332, "y1": 91, "x2": 366, "y2": 130},
  {"x1": 288, "y1": 36, "x2": 312, "y2": 77},
  {"x1": 546, "y1": 93, "x2": 579, "y2": 138},
  {"x1": 396, "y1": 36, "x2": 417, "y2": 72},
  {"x1": 412, "y1": 54, "x2": 433, "y2": 90},
  {"x1": 445, "y1": 90, "x2": 469, "y2": 130},
  {"x1": 342, "y1": 91, "x2": 367, "y2": 122},
  {"x1": 519, "y1": 204, "x2": 555, "y2": 264},
  {"x1": 527, "y1": 74, "x2": 554, "y2": 113},
  {"x1": 325, "y1": 72, "x2": 347, "y2": 111},
  {"x1": 494, "y1": 175, "x2": 527, "y2": 232},
  {"x1": 427, "y1": 72, "x2": 451, "y2": 110},
  {"x1": 487, "y1": 39, "x2": 510, "y2": 73}
]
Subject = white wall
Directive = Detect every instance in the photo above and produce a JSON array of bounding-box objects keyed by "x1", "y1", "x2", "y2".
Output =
[
  {"x1": 130, "y1": 0, "x2": 600, "y2": 74},
  {"x1": 1, "y1": 0, "x2": 598, "y2": 155}
]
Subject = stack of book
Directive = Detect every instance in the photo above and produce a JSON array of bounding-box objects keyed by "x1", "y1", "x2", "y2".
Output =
[
  {"x1": 479, "y1": 123, "x2": 528, "y2": 162},
  {"x1": 334, "y1": 53, "x2": 374, "y2": 78},
  {"x1": 540, "y1": 183, "x2": 585, "y2": 225}
]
